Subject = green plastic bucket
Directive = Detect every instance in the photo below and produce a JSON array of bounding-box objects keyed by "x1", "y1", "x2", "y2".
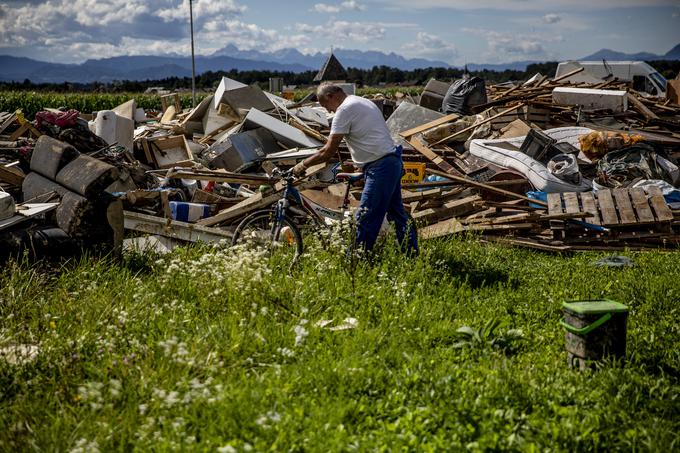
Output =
[{"x1": 560, "y1": 299, "x2": 629, "y2": 369}]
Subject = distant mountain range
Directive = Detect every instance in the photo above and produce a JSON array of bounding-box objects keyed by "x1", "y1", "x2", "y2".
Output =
[
  {"x1": 211, "y1": 44, "x2": 452, "y2": 71},
  {"x1": 0, "y1": 43, "x2": 677, "y2": 84},
  {"x1": 0, "y1": 54, "x2": 309, "y2": 84},
  {"x1": 580, "y1": 43, "x2": 680, "y2": 61}
]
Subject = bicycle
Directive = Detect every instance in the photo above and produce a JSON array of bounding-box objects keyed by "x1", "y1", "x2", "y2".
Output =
[{"x1": 230, "y1": 167, "x2": 417, "y2": 266}]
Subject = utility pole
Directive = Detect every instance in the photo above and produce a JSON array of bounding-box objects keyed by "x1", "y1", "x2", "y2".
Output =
[{"x1": 189, "y1": 0, "x2": 196, "y2": 107}]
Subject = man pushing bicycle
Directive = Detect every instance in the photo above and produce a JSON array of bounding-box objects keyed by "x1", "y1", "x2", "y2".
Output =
[{"x1": 292, "y1": 83, "x2": 418, "y2": 255}]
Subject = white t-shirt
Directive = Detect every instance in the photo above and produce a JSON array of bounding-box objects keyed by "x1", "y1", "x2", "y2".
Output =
[{"x1": 330, "y1": 95, "x2": 396, "y2": 166}]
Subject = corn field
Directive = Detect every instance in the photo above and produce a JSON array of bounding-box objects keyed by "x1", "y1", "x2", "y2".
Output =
[
  {"x1": 0, "y1": 87, "x2": 424, "y2": 120},
  {"x1": 0, "y1": 91, "x2": 208, "y2": 119}
]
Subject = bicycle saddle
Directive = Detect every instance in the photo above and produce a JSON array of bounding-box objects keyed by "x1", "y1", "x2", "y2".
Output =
[{"x1": 335, "y1": 172, "x2": 364, "y2": 183}]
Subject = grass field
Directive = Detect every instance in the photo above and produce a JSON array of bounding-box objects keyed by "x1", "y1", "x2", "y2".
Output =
[{"x1": 1, "y1": 236, "x2": 679, "y2": 451}]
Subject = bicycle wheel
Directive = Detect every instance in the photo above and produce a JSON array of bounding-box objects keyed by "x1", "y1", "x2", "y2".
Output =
[{"x1": 231, "y1": 210, "x2": 304, "y2": 265}]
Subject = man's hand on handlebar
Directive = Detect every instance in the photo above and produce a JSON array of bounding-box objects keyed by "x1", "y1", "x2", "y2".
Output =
[{"x1": 292, "y1": 161, "x2": 307, "y2": 177}]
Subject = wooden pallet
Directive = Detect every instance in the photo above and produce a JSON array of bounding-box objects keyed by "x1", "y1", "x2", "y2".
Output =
[{"x1": 547, "y1": 187, "x2": 673, "y2": 236}]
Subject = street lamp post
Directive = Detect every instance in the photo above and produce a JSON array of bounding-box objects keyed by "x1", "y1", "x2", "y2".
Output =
[{"x1": 189, "y1": 0, "x2": 196, "y2": 107}]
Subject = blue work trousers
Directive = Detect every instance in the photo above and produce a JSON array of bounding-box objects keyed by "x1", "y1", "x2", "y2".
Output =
[{"x1": 356, "y1": 153, "x2": 419, "y2": 254}]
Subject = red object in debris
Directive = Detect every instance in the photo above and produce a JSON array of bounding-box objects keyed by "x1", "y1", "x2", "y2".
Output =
[
  {"x1": 35, "y1": 109, "x2": 80, "y2": 130},
  {"x1": 204, "y1": 181, "x2": 215, "y2": 192}
]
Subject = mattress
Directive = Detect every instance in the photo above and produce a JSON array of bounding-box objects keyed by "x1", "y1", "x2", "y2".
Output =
[{"x1": 469, "y1": 127, "x2": 594, "y2": 193}]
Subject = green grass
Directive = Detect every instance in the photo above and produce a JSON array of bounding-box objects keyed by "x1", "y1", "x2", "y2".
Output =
[{"x1": 1, "y1": 237, "x2": 679, "y2": 451}]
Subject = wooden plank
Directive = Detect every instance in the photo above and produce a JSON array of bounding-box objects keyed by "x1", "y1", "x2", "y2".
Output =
[
  {"x1": 398, "y1": 113, "x2": 460, "y2": 139},
  {"x1": 466, "y1": 212, "x2": 534, "y2": 225},
  {"x1": 563, "y1": 192, "x2": 580, "y2": 214},
  {"x1": 9, "y1": 123, "x2": 29, "y2": 141},
  {"x1": 597, "y1": 190, "x2": 619, "y2": 226},
  {"x1": 408, "y1": 135, "x2": 462, "y2": 175},
  {"x1": 579, "y1": 191, "x2": 600, "y2": 225},
  {"x1": 612, "y1": 188, "x2": 638, "y2": 225},
  {"x1": 645, "y1": 186, "x2": 673, "y2": 222},
  {"x1": 414, "y1": 195, "x2": 483, "y2": 224},
  {"x1": 124, "y1": 211, "x2": 232, "y2": 243},
  {"x1": 197, "y1": 163, "x2": 328, "y2": 226},
  {"x1": 546, "y1": 193, "x2": 563, "y2": 215},
  {"x1": 432, "y1": 103, "x2": 525, "y2": 146},
  {"x1": 482, "y1": 235, "x2": 571, "y2": 252},
  {"x1": 419, "y1": 217, "x2": 465, "y2": 240},
  {"x1": 550, "y1": 66, "x2": 585, "y2": 84},
  {"x1": 0, "y1": 165, "x2": 24, "y2": 187},
  {"x1": 166, "y1": 169, "x2": 277, "y2": 186},
  {"x1": 627, "y1": 93, "x2": 659, "y2": 121},
  {"x1": 628, "y1": 187, "x2": 655, "y2": 223},
  {"x1": 401, "y1": 188, "x2": 442, "y2": 203},
  {"x1": 0, "y1": 113, "x2": 17, "y2": 135},
  {"x1": 465, "y1": 222, "x2": 534, "y2": 232},
  {"x1": 426, "y1": 167, "x2": 548, "y2": 208},
  {"x1": 0, "y1": 202, "x2": 59, "y2": 231}
]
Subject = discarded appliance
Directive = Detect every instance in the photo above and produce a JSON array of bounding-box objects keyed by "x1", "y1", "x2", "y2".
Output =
[{"x1": 552, "y1": 87, "x2": 628, "y2": 113}]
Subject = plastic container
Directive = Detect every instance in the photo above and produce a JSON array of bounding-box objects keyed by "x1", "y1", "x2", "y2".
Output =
[
  {"x1": 169, "y1": 202, "x2": 211, "y2": 222},
  {"x1": 94, "y1": 110, "x2": 134, "y2": 152},
  {"x1": 519, "y1": 129, "x2": 556, "y2": 163},
  {"x1": 560, "y1": 299, "x2": 629, "y2": 370},
  {"x1": 402, "y1": 162, "x2": 426, "y2": 183}
]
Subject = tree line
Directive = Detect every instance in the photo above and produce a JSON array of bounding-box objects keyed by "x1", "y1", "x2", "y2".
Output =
[{"x1": 1, "y1": 61, "x2": 677, "y2": 93}]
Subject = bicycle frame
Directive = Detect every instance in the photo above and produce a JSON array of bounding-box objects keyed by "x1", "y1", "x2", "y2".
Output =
[{"x1": 275, "y1": 175, "x2": 353, "y2": 227}]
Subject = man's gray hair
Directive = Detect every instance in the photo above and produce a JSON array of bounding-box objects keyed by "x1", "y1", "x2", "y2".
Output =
[{"x1": 316, "y1": 83, "x2": 344, "y2": 100}]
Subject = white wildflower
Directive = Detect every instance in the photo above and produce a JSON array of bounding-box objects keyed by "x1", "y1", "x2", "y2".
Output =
[
  {"x1": 294, "y1": 325, "x2": 309, "y2": 346},
  {"x1": 278, "y1": 347, "x2": 295, "y2": 358},
  {"x1": 69, "y1": 438, "x2": 100, "y2": 453}
]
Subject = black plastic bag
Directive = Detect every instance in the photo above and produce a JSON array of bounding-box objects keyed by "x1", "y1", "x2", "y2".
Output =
[{"x1": 441, "y1": 76, "x2": 488, "y2": 115}]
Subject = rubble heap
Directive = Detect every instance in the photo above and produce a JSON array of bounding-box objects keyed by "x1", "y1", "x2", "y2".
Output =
[{"x1": 2, "y1": 68, "x2": 680, "y2": 257}]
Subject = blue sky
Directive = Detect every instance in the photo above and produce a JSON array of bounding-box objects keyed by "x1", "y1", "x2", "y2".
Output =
[{"x1": 0, "y1": 0, "x2": 678, "y2": 65}]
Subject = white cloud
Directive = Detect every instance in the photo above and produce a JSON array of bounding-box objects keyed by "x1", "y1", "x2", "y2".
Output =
[
  {"x1": 295, "y1": 20, "x2": 385, "y2": 43},
  {"x1": 201, "y1": 19, "x2": 285, "y2": 53},
  {"x1": 156, "y1": 0, "x2": 246, "y2": 22},
  {"x1": 378, "y1": 0, "x2": 678, "y2": 11},
  {"x1": 0, "y1": 0, "x2": 250, "y2": 62},
  {"x1": 340, "y1": 0, "x2": 365, "y2": 11},
  {"x1": 542, "y1": 13, "x2": 561, "y2": 24},
  {"x1": 463, "y1": 27, "x2": 551, "y2": 59},
  {"x1": 311, "y1": 1, "x2": 365, "y2": 13},
  {"x1": 402, "y1": 32, "x2": 457, "y2": 62},
  {"x1": 312, "y1": 4, "x2": 341, "y2": 13}
]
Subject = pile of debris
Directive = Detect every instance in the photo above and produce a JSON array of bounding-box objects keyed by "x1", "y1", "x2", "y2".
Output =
[{"x1": 1, "y1": 67, "x2": 680, "y2": 257}]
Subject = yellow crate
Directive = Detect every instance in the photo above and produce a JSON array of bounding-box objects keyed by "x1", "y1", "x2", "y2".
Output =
[{"x1": 401, "y1": 162, "x2": 426, "y2": 183}]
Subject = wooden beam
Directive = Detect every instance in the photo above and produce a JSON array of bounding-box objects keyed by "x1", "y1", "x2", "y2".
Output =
[
  {"x1": 398, "y1": 113, "x2": 460, "y2": 139},
  {"x1": 197, "y1": 163, "x2": 328, "y2": 227},
  {"x1": 425, "y1": 167, "x2": 548, "y2": 208},
  {"x1": 549, "y1": 66, "x2": 585, "y2": 84},
  {"x1": 0, "y1": 165, "x2": 24, "y2": 187},
  {"x1": 124, "y1": 211, "x2": 232, "y2": 243},
  {"x1": 165, "y1": 169, "x2": 278, "y2": 186},
  {"x1": 431, "y1": 103, "x2": 525, "y2": 146},
  {"x1": 408, "y1": 135, "x2": 463, "y2": 176},
  {"x1": 627, "y1": 93, "x2": 659, "y2": 121},
  {"x1": 0, "y1": 113, "x2": 17, "y2": 135}
]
